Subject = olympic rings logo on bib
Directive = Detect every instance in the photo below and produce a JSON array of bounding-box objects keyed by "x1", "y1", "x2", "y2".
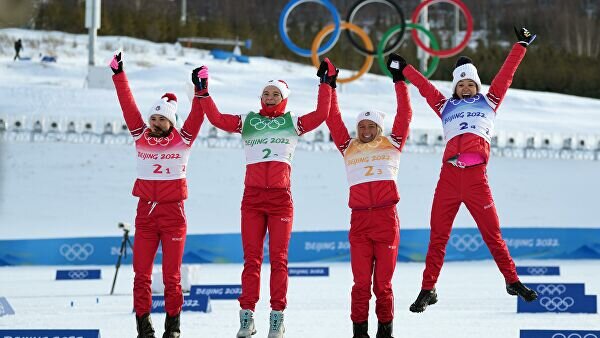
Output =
[
  {"x1": 144, "y1": 129, "x2": 175, "y2": 146},
  {"x1": 249, "y1": 117, "x2": 286, "y2": 131},
  {"x1": 279, "y1": 0, "x2": 473, "y2": 83}
]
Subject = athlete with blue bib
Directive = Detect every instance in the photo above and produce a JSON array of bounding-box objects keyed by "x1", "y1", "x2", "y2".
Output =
[{"x1": 391, "y1": 27, "x2": 540, "y2": 313}]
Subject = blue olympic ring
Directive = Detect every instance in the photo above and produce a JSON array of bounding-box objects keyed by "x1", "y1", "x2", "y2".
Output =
[{"x1": 279, "y1": 0, "x2": 342, "y2": 57}]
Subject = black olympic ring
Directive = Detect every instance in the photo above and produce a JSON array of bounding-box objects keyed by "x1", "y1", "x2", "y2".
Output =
[{"x1": 345, "y1": 0, "x2": 406, "y2": 56}]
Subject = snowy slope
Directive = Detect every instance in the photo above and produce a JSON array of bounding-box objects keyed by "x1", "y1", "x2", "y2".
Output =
[{"x1": 0, "y1": 28, "x2": 599, "y2": 239}]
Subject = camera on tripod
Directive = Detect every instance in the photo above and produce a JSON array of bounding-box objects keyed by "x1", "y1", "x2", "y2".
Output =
[
  {"x1": 118, "y1": 222, "x2": 131, "y2": 232},
  {"x1": 111, "y1": 221, "x2": 134, "y2": 295}
]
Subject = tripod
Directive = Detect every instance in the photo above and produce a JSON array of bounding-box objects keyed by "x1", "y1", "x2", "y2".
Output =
[{"x1": 110, "y1": 226, "x2": 134, "y2": 295}]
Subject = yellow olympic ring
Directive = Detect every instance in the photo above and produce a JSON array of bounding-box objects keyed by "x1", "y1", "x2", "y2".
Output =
[{"x1": 311, "y1": 22, "x2": 373, "y2": 84}]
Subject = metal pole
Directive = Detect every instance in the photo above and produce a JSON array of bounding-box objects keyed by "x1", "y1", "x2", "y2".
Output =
[
  {"x1": 88, "y1": 0, "x2": 96, "y2": 65},
  {"x1": 180, "y1": 0, "x2": 187, "y2": 25},
  {"x1": 454, "y1": 6, "x2": 460, "y2": 47},
  {"x1": 418, "y1": 1, "x2": 430, "y2": 72}
]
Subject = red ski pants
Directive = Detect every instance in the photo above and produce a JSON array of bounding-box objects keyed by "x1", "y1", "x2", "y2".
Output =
[
  {"x1": 421, "y1": 163, "x2": 518, "y2": 290},
  {"x1": 349, "y1": 205, "x2": 399, "y2": 323},
  {"x1": 238, "y1": 187, "x2": 293, "y2": 311},
  {"x1": 133, "y1": 200, "x2": 187, "y2": 317}
]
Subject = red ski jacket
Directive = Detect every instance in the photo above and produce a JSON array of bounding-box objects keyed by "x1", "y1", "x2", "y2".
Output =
[
  {"x1": 403, "y1": 43, "x2": 526, "y2": 163},
  {"x1": 113, "y1": 72, "x2": 204, "y2": 202},
  {"x1": 326, "y1": 82, "x2": 412, "y2": 210},
  {"x1": 200, "y1": 84, "x2": 332, "y2": 188}
]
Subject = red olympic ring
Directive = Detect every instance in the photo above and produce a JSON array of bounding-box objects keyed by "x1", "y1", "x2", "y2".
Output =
[{"x1": 411, "y1": 0, "x2": 473, "y2": 58}]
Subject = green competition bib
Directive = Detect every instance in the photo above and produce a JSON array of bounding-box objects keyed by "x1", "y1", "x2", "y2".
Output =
[{"x1": 241, "y1": 111, "x2": 300, "y2": 165}]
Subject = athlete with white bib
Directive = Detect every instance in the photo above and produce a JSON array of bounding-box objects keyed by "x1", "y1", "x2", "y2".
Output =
[
  {"x1": 392, "y1": 27, "x2": 540, "y2": 313},
  {"x1": 110, "y1": 52, "x2": 205, "y2": 338},
  {"x1": 192, "y1": 59, "x2": 337, "y2": 338},
  {"x1": 326, "y1": 56, "x2": 412, "y2": 338}
]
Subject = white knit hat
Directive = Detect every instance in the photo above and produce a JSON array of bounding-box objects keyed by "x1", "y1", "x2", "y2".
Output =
[
  {"x1": 451, "y1": 56, "x2": 482, "y2": 94},
  {"x1": 262, "y1": 80, "x2": 290, "y2": 99},
  {"x1": 147, "y1": 93, "x2": 178, "y2": 127},
  {"x1": 356, "y1": 110, "x2": 385, "y2": 131}
]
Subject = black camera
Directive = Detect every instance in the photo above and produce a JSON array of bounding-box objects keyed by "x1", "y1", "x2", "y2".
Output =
[{"x1": 118, "y1": 222, "x2": 131, "y2": 231}]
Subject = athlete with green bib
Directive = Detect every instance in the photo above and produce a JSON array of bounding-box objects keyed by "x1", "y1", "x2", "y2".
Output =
[{"x1": 192, "y1": 59, "x2": 338, "y2": 338}]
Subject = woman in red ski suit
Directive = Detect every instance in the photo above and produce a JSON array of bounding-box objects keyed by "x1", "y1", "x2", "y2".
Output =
[
  {"x1": 192, "y1": 59, "x2": 337, "y2": 338},
  {"x1": 326, "y1": 57, "x2": 412, "y2": 338},
  {"x1": 110, "y1": 52, "x2": 205, "y2": 338},
  {"x1": 397, "y1": 27, "x2": 540, "y2": 313}
]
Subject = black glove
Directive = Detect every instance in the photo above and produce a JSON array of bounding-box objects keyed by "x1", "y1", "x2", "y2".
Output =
[
  {"x1": 192, "y1": 66, "x2": 209, "y2": 97},
  {"x1": 317, "y1": 58, "x2": 339, "y2": 89},
  {"x1": 386, "y1": 53, "x2": 407, "y2": 82},
  {"x1": 514, "y1": 26, "x2": 536, "y2": 48},
  {"x1": 109, "y1": 52, "x2": 123, "y2": 75}
]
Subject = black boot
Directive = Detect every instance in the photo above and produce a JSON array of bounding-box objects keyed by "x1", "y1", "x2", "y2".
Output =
[
  {"x1": 163, "y1": 313, "x2": 181, "y2": 338},
  {"x1": 409, "y1": 288, "x2": 438, "y2": 313},
  {"x1": 136, "y1": 313, "x2": 156, "y2": 338},
  {"x1": 376, "y1": 321, "x2": 393, "y2": 338},
  {"x1": 353, "y1": 321, "x2": 370, "y2": 338},
  {"x1": 507, "y1": 281, "x2": 538, "y2": 302}
]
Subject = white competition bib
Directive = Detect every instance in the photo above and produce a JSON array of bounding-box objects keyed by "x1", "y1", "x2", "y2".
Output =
[
  {"x1": 241, "y1": 112, "x2": 299, "y2": 165},
  {"x1": 344, "y1": 136, "x2": 401, "y2": 187},
  {"x1": 135, "y1": 129, "x2": 191, "y2": 180},
  {"x1": 441, "y1": 94, "x2": 496, "y2": 143}
]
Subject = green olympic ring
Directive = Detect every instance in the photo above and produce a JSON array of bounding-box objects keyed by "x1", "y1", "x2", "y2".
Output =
[{"x1": 377, "y1": 22, "x2": 440, "y2": 81}]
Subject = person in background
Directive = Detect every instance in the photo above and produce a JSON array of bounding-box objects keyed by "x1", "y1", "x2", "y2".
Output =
[
  {"x1": 13, "y1": 39, "x2": 23, "y2": 61},
  {"x1": 110, "y1": 51, "x2": 205, "y2": 338}
]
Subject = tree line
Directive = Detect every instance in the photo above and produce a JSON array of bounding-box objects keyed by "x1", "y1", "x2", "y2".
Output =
[{"x1": 31, "y1": 0, "x2": 600, "y2": 98}]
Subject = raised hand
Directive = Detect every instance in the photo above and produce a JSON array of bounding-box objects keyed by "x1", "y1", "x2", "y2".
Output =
[
  {"x1": 109, "y1": 51, "x2": 123, "y2": 74},
  {"x1": 192, "y1": 66, "x2": 209, "y2": 97},
  {"x1": 317, "y1": 57, "x2": 339, "y2": 89},
  {"x1": 386, "y1": 53, "x2": 407, "y2": 83},
  {"x1": 514, "y1": 26, "x2": 536, "y2": 48}
]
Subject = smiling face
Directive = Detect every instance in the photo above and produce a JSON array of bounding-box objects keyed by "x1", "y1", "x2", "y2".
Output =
[
  {"x1": 261, "y1": 86, "x2": 283, "y2": 106},
  {"x1": 357, "y1": 119, "x2": 381, "y2": 143},
  {"x1": 148, "y1": 114, "x2": 172, "y2": 137},
  {"x1": 455, "y1": 79, "x2": 478, "y2": 99}
]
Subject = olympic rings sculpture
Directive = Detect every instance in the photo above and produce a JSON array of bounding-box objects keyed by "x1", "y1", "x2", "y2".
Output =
[{"x1": 279, "y1": 0, "x2": 473, "y2": 83}]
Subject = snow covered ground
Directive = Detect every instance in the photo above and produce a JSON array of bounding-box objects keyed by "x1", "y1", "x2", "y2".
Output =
[
  {"x1": 0, "y1": 29, "x2": 599, "y2": 336},
  {"x1": 1, "y1": 260, "x2": 599, "y2": 337}
]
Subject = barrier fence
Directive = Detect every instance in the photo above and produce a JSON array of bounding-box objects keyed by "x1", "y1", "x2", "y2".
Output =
[
  {"x1": 1, "y1": 228, "x2": 598, "y2": 266},
  {"x1": 1, "y1": 116, "x2": 599, "y2": 161}
]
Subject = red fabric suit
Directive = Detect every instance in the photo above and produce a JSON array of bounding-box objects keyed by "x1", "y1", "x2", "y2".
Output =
[
  {"x1": 326, "y1": 83, "x2": 412, "y2": 323},
  {"x1": 113, "y1": 72, "x2": 205, "y2": 316},
  {"x1": 403, "y1": 43, "x2": 527, "y2": 290},
  {"x1": 199, "y1": 84, "x2": 332, "y2": 311}
]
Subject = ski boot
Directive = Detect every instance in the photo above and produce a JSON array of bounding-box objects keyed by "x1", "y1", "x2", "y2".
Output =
[
  {"x1": 352, "y1": 321, "x2": 369, "y2": 338},
  {"x1": 376, "y1": 321, "x2": 393, "y2": 338},
  {"x1": 163, "y1": 313, "x2": 180, "y2": 338},
  {"x1": 409, "y1": 288, "x2": 438, "y2": 313},
  {"x1": 507, "y1": 281, "x2": 538, "y2": 302},
  {"x1": 236, "y1": 309, "x2": 257, "y2": 338},
  {"x1": 136, "y1": 313, "x2": 157, "y2": 338},
  {"x1": 268, "y1": 310, "x2": 285, "y2": 338}
]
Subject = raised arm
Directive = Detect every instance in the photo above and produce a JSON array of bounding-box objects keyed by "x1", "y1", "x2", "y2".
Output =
[
  {"x1": 296, "y1": 58, "x2": 337, "y2": 135},
  {"x1": 109, "y1": 52, "x2": 146, "y2": 138},
  {"x1": 401, "y1": 60, "x2": 447, "y2": 117},
  {"x1": 487, "y1": 27, "x2": 535, "y2": 111},
  {"x1": 180, "y1": 96, "x2": 205, "y2": 146},
  {"x1": 325, "y1": 89, "x2": 351, "y2": 155},
  {"x1": 386, "y1": 54, "x2": 413, "y2": 151},
  {"x1": 193, "y1": 66, "x2": 242, "y2": 133}
]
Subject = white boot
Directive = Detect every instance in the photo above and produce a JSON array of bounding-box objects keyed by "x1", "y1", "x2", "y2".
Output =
[
  {"x1": 236, "y1": 309, "x2": 256, "y2": 338},
  {"x1": 267, "y1": 310, "x2": 285, "y2": 338}
]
